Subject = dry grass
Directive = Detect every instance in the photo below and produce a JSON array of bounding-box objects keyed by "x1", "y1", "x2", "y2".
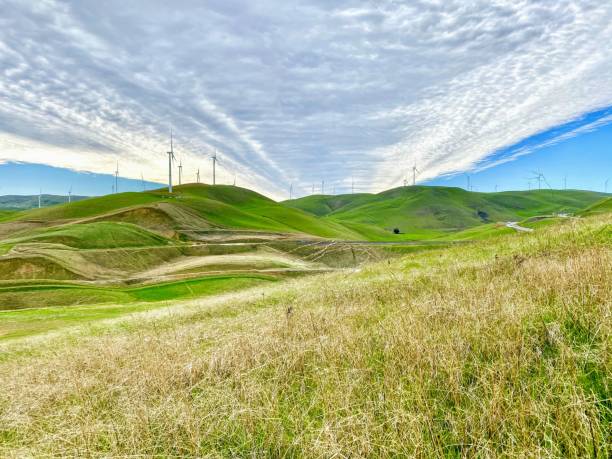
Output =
[{"x1": 0, "y1": 216, "x2": 610, "y2": 457}]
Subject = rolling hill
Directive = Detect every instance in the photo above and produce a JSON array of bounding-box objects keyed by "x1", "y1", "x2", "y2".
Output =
[
  {"x1": 285, "y1": 186, "x2": 607, "y2": 238},
  {"x1": 2, "y1": 184, "x2": 363, "y2": 240},
  {"x1": 580, "y1": 196, "x2": 612, "y2": 216},
  {"x1": 0, "y1": 184, "x2": 608, "y2": 311}
]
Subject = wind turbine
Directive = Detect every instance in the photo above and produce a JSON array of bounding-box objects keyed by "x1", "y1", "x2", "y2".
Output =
[
  {"x1": 412, "y1": 164, "x2": 420, "y2": 186},
  {"x1": 605, "y1": 178, "x2": 609, "y2": 193},
  {"x1": 196, "y1": 169, "x2": 201, "y2": 184},
  {"x1": 321, "y1": 180, "x2": 325, "y2": 194},
  {"x1": 531, "y1": 171, "x2": 544, "y2": 190},
  {"x1": 467, "y1": 174, "x2": 471, "y2": 191},
  {"x1": 68, "y1": 186, "x2": 72, "y2": 204},
  {"x1": 233, "y1": 174, "x2": 236, "y2": 186},
  {"x1": 351, "y1": 176, "x2": 354, "y2": 194},
  {"x1": 178, "y1": 158, "x2": 183, "y2": 186},
  {"x1": 114, "y1": 161, "x2": 119, "y2": 194},
  {"x1": 141, "y1": 173, "x2": 145, "y2": 191},
  {"x1": 211, "y1": 149, "x2": 218, "y2": 185},
  {"x1": 38, "y1": 188, "x2": 42, "y2": 209},
  {"x1": 289, "y1": 183, "x2": 293, "y2": 200},
  {"x1": 167, "y1": 130, "x2": 176, "y2": 193},
  {"x1": 530, "y1": 170, "x2": 553, "y2": 191}
]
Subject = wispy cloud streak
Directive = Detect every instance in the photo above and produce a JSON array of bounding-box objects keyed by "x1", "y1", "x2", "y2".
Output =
[{"x1": 0, "y1": 0, "x2": 611, "y2": 198}]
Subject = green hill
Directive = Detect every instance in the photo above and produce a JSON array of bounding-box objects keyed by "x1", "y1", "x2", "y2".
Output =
[
  {"x1": 3, "y1": 184, "x2": 362, "y2": 240},
  {"x1": 285, "y1": 186, "x2": 607, "y2": 238},
  {"x1": 4, "y1": 222, "x2": 173, "y2": 250},
  {"x1": 579, "y1": 196, "x2": 612, "y2": 216}
]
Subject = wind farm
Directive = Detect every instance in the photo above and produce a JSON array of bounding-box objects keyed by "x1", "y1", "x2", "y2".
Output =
[{"x1": 1, "y1": 1, "x2": 612, "y2": 457}]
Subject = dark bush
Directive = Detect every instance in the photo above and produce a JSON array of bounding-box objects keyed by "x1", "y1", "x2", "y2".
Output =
[{"x1": 393, "y1": 228, "x2": 400, "y2": 234}]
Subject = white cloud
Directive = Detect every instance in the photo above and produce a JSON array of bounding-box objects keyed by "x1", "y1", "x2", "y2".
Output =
[{"x1": 0, "y1": 0, "x2": 611, "y2": 199}]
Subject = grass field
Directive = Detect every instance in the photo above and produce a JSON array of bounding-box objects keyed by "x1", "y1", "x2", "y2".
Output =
[
  {"x1": 4, "y1": 221, "x2": 173, "y2": 249},
  {"x1": 581, "y1": 196, "x2": 612, "y2": 216},
  {"x1": 0, "y1": 274, "x2": 277, "y2": 339},
  {"x1": 0, "y1": 212, "x2": 609, "y2": 456}
]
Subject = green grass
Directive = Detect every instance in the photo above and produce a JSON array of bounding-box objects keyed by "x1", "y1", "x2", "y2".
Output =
[
  {"x1": 4, "y1": 221, "x2": 173, "y2": 249},
  {"x1": 4, "y1": 185, "x2": 606, "y2": 244},
  {"x1": 0, "y1": 212, "x2": 609, "y2": 456},
  {"x1": 0, "y1": 274, "x2": 277, "y2": 311},
  {"x1": 0, "y1": 210, "x2": 19, "y2": 222},
  {"x1": 439, "y1": 222, "x2": 515, "y2": 240},
  {"x1": 285, "y1": 186, "x2": 607, "y2": 237},
  {"x1": 0, "y1": 274, "x2": 277, "y2": 339},
  {"x1": 3, "y1": 185, "x2": 362, "y2": 240},
  {"x1": 580, "y1": 196, "x2": 612, "y2": 216}
]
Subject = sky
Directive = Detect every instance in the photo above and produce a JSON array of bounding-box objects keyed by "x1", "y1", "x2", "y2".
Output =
[{"x1": 0, "y1": 0, "x2": 611, "y2": 200}]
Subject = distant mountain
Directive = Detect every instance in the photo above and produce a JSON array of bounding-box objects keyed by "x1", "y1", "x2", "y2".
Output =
[
  {"x1": 0, "y1": 194, "x2": 89, "y2": 210},
  {"x1": 284, "y1": 186, "x2": 608, "y2": 239}
]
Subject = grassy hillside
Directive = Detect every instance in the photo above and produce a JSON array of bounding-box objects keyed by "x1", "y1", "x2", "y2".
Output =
[
  {"x1": 4, "y1": 185, "x2": 361, "y2": 240},
  {"x1": 4, "y1": 222, "x2": 173, "y2": 249},
  {"x1": 0, "y1": 213, "x2": 609, "y2": 456},
  {"x1": 580, "y1": 196, "x2": 612, "y2": 216},
  {"x1": 0, "y1": 210, "x2": 18, "y2": 222},
  {"x1": 285, "y1": 186, "x2": 607, "y2": 237},
  {"x1": 0, "y1": 194, "x2": 89, "y2": 210}
]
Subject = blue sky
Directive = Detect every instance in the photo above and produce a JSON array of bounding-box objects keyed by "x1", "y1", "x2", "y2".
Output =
[{"x1": 1, "y1": 1, "x2": 612, "y2": 199}]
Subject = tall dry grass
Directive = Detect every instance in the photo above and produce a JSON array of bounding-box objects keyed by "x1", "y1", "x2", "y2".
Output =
[{"x1": 0, "y1": 216, "x2": 610, "y2": 457}]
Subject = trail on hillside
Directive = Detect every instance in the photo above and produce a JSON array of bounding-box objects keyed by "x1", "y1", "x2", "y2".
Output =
[{"x1": 506, "y1": 221, "x2": 533, "y2": 232}]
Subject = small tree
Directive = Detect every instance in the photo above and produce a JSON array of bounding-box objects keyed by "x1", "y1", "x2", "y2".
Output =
[{"x1": 393, "y1": 228, "x2": 400, "y2": 234}]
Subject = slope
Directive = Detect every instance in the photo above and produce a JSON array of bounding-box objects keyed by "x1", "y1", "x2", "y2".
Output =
[
  {"x1": 285, "y1": 186, "x2": 607, "y2": 237},
  {"x1": 580, "y1": 196, "x2": 612, "y2": 216},
  {"x1": 0, "y1": 212, "x2": 609, "y2": 457},
  {"x1": 2, "y1": 184, "x2": 362, "y2": 240}
]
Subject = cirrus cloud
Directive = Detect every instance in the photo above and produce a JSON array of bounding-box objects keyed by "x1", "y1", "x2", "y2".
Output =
[{"x1": 1, "y1": 0, "x2": 611, "y2": 198}]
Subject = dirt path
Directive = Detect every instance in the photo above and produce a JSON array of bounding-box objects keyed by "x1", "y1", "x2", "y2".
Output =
[{"x1": 506, "y1": 222, "x2": 533, "y2": 232}]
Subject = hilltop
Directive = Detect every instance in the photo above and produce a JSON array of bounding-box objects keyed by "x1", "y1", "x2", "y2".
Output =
[{"x1": 1, "y1": 184, "x2": 362, "y2": 240}]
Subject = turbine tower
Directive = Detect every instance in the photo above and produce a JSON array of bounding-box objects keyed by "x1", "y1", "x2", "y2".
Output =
[
  {"x1": 289, "y1": 183, "x2": 293, "y2": 200},
  {"x1": 167, "y1": 130, "x2": 176, "y2": 193},
  {"x1": 412, "y1": 164, "x2": 420, "y2": 186},
  {"x1": 68, "y1": 186, "x2": 72, "y2": 204},
  {"x1": 114, "y1": 161, "x2": 119, "y2": 194},
  {"x1": 531, "y1": 171, "x2": 544, "y2": 190},
  {"x1": 141, "y1": 173, "x2": 145, "y2": 191},
  {"x1": 211, "y1": 149, "x2": 218, "y2": 185},
  {"x1": 178, "y1": 159, "x2": 183, "y2": 186},
  {"x1": 529, "y1": 171, "x2": 552, "y2": 191},
  {"x1": 605, "y1": 178, "x2": 609, "y2": 193},
  {"x1": 38, "y1": 188, "x2": 42, "y2": 209},
  {"x1": 196, "y1": 168, "x2": 201, "y2": 184}
]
